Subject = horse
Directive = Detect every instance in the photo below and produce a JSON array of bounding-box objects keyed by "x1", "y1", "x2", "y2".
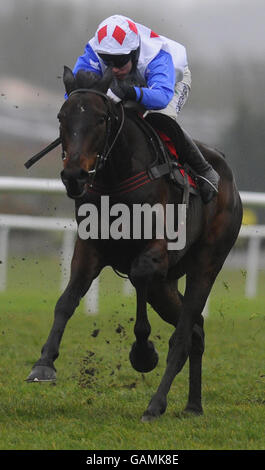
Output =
[{"x1": 26, "y1": 66, "x2": 242, "y2": 421}]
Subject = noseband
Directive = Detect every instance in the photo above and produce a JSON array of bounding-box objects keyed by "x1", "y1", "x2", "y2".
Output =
[{"x1": 65, "y1": 88, "x2": 125, "y2": 186}]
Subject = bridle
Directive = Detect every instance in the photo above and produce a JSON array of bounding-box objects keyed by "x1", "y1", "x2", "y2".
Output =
[
  {"x1": 65, "y1": 88, "x2": 125, "y2": 186},
  {"x1": 24, "y1": 87, "x2": 125, "y2": 172}
]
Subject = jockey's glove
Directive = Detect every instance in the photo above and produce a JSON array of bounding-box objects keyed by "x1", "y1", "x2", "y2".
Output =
[{"x1": 107, "y1": 78, "x2": 136, "y2": 103}]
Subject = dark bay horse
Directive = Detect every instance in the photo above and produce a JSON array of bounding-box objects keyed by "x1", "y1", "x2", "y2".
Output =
[{"x1": 26, "y1": 67, "x2": 242, "y2": 421}]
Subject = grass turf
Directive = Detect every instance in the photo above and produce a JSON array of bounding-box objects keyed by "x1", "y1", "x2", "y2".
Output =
[{"x1": 0, "y1": 257, "x2": 264, "y2": 450}]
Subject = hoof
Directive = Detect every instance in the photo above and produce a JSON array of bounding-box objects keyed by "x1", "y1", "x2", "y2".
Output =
[
  {"x1": 184, "y1": 405, "x2": 203, "y2": 416},
  {"x1": 26, "y1": 365, "x2": 56, "y2": 383},
  {"x1": 141, "y1": 399, "x2": 167, "y2": 422},
  {"x1": 129, "y1": 341, "x2": 159, "y2": 373},
  {"x1": 141, "y1": 412, "x2": 160, "y2": 423},
  {"x1": 141, "y1": 394, "x2": 167, "y2": 422}
]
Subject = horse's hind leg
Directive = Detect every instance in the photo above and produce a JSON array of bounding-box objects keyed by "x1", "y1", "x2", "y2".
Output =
[
  {"x1": 26, "y1": 239, "x2": 102, "y2": 382},
  {"x1": 147, "y1": 279, "x2": 204, "y2": 416},
  {"x1": 142, "y1": 251, "x2": 223, "y2": 421},
  {"x1": 147, "y1": 278, "x2": 182, "y2": 328},
  {"x1": 185, "y1": 317, "x2": 204, "y2": 414}
]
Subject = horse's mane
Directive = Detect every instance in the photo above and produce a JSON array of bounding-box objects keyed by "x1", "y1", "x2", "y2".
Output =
[
  {"x1": 63, "y1": 67, "x2": 146, "y2": 118},
  {"x1": 74, "y1": 67, "x2": 146, "y2": 92},
  {"x1": 63, "y1": 63, "x2": 147, "y2": 100},
  {"x1": 74, "y1": 70, "x2": 101, "y2": 89}
]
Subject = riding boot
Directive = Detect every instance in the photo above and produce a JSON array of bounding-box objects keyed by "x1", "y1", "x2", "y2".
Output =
[{"x1": 182, "y1": 129, "x2": 220, "y2": 204}]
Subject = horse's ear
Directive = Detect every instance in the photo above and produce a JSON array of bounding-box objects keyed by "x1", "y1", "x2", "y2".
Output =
[
  {"x1": 96, "y1": 67, "x2": 113, "y2": 93},
  {"x1": 63, "y1": 66, "x2": 76, "y2": 96},
  {"x1": 75, "y1": 70, "x2": 100, "y2": 89}
]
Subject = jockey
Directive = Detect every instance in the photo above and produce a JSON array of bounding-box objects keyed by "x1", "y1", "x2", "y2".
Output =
[{"x1": 72, "y1": 14, "x2": 219, "y2": 203}]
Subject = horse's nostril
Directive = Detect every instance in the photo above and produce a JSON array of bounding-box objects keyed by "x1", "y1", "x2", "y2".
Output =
[
  {"x1": 60, "y1": 168, "x2": 89, "y2": 199},
  {"x1": 60, "y1": 170, "x2": 69, "y2": 185},
  {"x1": 61, "y1": 168, "x2": 88, "y2": 182},
  {"x1": 61, "y1": 178, "x2": 69, "y2": 186},
  {"x1": 78, "y1": 169, "x2": 90, "y2": 182}
]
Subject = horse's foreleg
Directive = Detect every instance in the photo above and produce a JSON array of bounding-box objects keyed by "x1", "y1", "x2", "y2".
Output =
[
  {"x1": 129, "y1": 241, "x2": 168, "y2": 373},
  {"x1": 26, "y1": 239, "x2": 102, "y2": 382},
  {"x1": 129, "y1": 282, "x2": 159, "y2": 373}
]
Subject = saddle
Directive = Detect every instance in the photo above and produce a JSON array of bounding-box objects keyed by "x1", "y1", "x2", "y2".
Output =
[
  {"x1": 145, "y1": 112, "x2": 198, "y2": 191},
  {"x1": 124, "y1": 105, "x2": 199, "y2": 204}
]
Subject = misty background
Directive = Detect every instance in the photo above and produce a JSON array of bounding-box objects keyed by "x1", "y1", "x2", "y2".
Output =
[{"x1": 0, "y1": 0, "x2": 264, "y2": 223}]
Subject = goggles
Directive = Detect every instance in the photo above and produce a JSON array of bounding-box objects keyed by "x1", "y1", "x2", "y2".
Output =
[{"x1": 98, "y1": 53, "x2": 132, "y2": 68}]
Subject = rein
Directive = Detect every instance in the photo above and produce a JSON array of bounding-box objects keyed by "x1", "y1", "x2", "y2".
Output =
[
  {"x1": 24, "y1": 137, "x2": 61, "y2": 169},
  {"x1": 68, "y1": 88, "x2": 124, "y2": 175}
]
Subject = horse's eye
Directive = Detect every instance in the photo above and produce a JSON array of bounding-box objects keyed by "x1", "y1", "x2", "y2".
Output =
[{"x1": 97, "y1": 115, "x2": 107, "y2": 126}]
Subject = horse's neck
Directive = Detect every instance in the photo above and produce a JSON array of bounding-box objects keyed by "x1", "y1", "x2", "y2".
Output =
[{"x1": 103, "y1": 114, "x2": 152, "y2": 185}]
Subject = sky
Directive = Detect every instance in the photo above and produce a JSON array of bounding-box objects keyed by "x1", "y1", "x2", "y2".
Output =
[
  {"x1": 0, "y1": 0, "x2": 264, "y2": 64},
  {"x1": 0, "y1": 0, "x2": 264, "y2": 188},
  {"x1": 0, "y1": 0, "x2": 264, "y2": 145}
]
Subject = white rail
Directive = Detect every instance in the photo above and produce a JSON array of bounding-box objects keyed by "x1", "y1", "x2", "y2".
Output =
[
  {"x1": 239, "y1": 191, "x2": 265, "y2": 207},
  {"x1": 0, "y1": 213, "x2": 98, "y2": 315},
  {"x1": 0, "y1": 178, "x2": 264, "y2": 314},
  {"x1": 0, "y1": 177, "x2": 265, "y2": 206},
  {"x1": 0, "y1": 214, "x2": 76, "y2": 231},
  {"x1": 0, "y1": 177, "x2": 65, "y2": 193}
]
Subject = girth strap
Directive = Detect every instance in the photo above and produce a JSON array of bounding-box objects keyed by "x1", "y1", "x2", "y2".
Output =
[
  {"x1": 88, "y1": 170, "x2": 152, "y2": 196},
  {"x1": 147, "y1": 162, "x2": 171, "y2": 180}
]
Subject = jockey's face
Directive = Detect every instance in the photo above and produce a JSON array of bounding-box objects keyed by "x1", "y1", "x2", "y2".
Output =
[
  {"x1": 111, "y1": 60, "x2": 133, "y2": 80},
  {"x1": 99, "y1": 53, "x2": 134, "y2": 80}
]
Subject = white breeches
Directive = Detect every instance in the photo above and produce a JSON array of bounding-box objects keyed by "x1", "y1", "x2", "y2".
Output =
[{"x1": 147, "y1": 66, "x2": 191, "y2": 121}]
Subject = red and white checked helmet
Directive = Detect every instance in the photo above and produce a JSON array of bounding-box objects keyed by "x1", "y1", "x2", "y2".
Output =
[{"x1": 94, "y1": 15, "x2": 140, "y2": 55}]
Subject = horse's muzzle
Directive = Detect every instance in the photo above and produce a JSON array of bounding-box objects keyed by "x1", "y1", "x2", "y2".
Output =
[{"x1": 60, "y1": 168, "x2": 90, "y2": 199}]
